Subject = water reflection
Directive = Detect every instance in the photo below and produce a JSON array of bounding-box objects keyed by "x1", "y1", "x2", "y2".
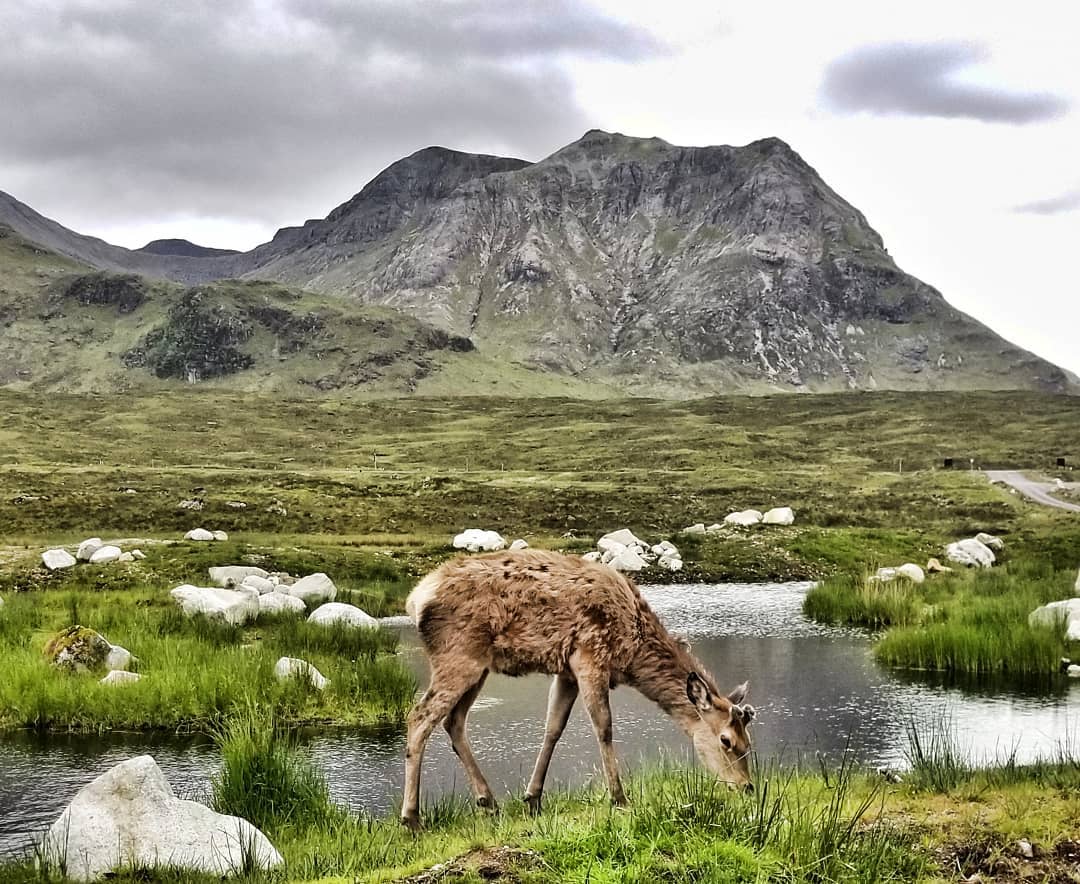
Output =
[{"x1": 2, "y1": 582, "x2": 1077, "y2": 855}]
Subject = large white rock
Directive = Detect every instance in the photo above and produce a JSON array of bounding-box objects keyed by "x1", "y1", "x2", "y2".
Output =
[
  {"x1": 169, "y1": 585, "x2": 259, "y2": 625},
  {"x1": 307, "y1": 602, "x2": 377, "y2": 629},
  {"x1": 289, "y1": 572, "x2": 337, "y2": 606},
  {"x1": 1068, "y1": 664, "x2": 1080, "y2": 678},
  {"x1": 76, "y1": 538, "x2": 104, "y2": 561},
  {"x1": 42, "y1": 549, "x2": 77, "y2": 570},
  {"x1": 100, "y1": 670, "x2": 141, "y2": 686},
  {"x1": 104, "y1": 645, "x2": 134, "y2": 672},
  {"x1": 724, "y1": 510, "x2": 763, "y2": 527},
  {"x1": 974, "y1": 532, "x2": 1004, "y2": 551},
  {"x1": 598, "y1": 529, "x2": 647, "y2": 550},
  {"x1": 581, "y1": 551, "x2": 602, "y2": 562},
  {"x1": 42, "y1": 755, "x2": 282, "y2": 881},
  {"x1": 762, "y1": 507, "x2": 795, "y2": 526},
  {"x1": 452, "y1": 529, "x2": 506, "y2": 553},
  {"x1": 683, "y1": 523, "x2": 706, "y2": 535},
  {"x1": 1029, "y1": 598, "x2": 1080, "y2": 642},
  {"x1": 946, "y1": 538, "x2": 996, "y2": 568},
  {"x1": 89, "y1": 545, "x2": 122, "y2": 564},
  {"x1": 208, "y1": 565, "x2": 270, "y2": 588},
  {"x1": 652, "y1": 540, "x2": 680, "y2": 557},
  {"x1": 273, "y1": 657, "x2": 329, "y2": 690},
  {"x1": 658, "y1": 554, "x2": 683, "y2": 572},
  {"x1": 130, "y1": 549, "x2": 146, "y2": 560},
  {"x1": 896, "y1": 563, "x2": 926, "y2": 584},
  {"x1": 509, "y1": 538, "x2": 529, "y2": 551},
  {"x1": 241, "y1": 574, "x2": 275, "y2": 595},
  {"x1": 258, "y1": 592, "x2": 307, "y2": 617},
  {"x1": 607, "y1": 547, "x2": 647, "y2": 572},
  {"x1": 184, "y1": 528, "x2": 215, "y2": 542},
  {"x1": 868, "y1": 567, "x2": 898, "y2": 584},
  {"x1": 212, "y1": 530, "x2": 229, "y2": 541}
]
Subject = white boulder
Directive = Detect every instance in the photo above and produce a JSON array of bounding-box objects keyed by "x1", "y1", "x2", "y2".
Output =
[
  {"x1": 868, "y1": 567, "x2": 898, "y2": 584},
  {"x1": 307, "y1": 602, "x2": 377, "y2": 629},
  {"x1": 658, "y1": 554, "x2": 683, "y2": 572},
  {"x1": 208, "y1": 565, "x2": 270, "y2": 588},
  {"x1": 104, "y1": 645, "x2": 134, "y2": 672},
  {"x1": 1029, "y1": 598, "x2": 1080, "y2": 642},
  {"x1": 241, "y1": 575, "x2": 275, "y2": 594},
  {"x1": 896, "y1": 563, "x2": 926, "y2": 584},
  {"x1": 212, "y1": 530, "x2": 229, "y2": 541},
  {"x1": 117, "y1": 552, "x2": 135, "y2": 563},
  {"x1": 184, "y1": 528, "x2": 215, "y2": 542},
  {"x1": 652, "y1": 540, "x2": 680, "y2": 557},
  {"x1": 1068, "y1": 664, "x2": 1080, "y2": 678},
  {"x1": 258, "y1": 593, "x2": 307, "y2": 617},
  {"x1": 273, "y1": 657, "x2": 329, "y2": 690},
  {"x1": 169, "y1": 585, "x2": 259, "y2": 625},
  {"x1": 705, "y1": 523, "x2": 723, "y2": 533},
  {"x1": 946, "y1": 538, "x2": 996, "y2": 568},
  {"x1": 975, "y1": 532, "x2": 1004, "y2": 551},
  {"x1": 683, "y1": 523, "x2": 706, "y2": 535},
  {"x1": 607, "y1": 546, "x2": 647, "y2": 572},
  {"x1": 598, "y1": 529, "x2": 647, "y2": 550},
  {"x1": 289, "y1": 573, "x2": 337, "y2": 606},
  {"x1": 724, "y1": 510, "x2": 763, "y2": 527},
  {"x1": 42, "y1": 548, "x2": 77, "y2": 571},
  {"x1": 76, "y1": 538, "x2": 104, "y2": 561},
  {"x1": 509, "y1": 538, "x2": 529, "y2": 551},
  {"x1": 42, "y1": 755, "x2": 282, "y2": 881},
  {"x1": 762, "y1": 507, "x2": 795, "y2": 526},
  {"x1": 452, "y1": 529, "x2": 506, "y2": 553},
  {"x1": 581, "y1": 551, "x2": 602, "y2": 562},
  {"x1": 130, "y1": 549, "x2": 146, "y2": 560},
  {"x1": 100, "y1": 670, "x2": 141, "y2": 686},
  {"x1": 89, "y1": 545, "x2": 122, "y2": 565}
]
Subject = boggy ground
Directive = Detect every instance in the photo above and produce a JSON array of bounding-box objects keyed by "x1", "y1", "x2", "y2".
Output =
[{"x1": 2, "y1": 389, "x2": 1080, "y2": 582}]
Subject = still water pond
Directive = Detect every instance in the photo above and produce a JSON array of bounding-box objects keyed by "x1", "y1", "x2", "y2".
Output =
[{"x1": 2, "y1": 582, "x2": 1078, "y2": 854}]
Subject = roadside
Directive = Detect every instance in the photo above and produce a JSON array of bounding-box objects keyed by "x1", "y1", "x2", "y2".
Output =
[{"x1": 986, "y1": 470, "x2": 1080, "y2": 513}]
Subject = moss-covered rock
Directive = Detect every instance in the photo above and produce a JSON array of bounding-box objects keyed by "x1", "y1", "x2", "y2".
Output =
[{"x1": 43, "y1": 625, "x2": 112, "y2": 673}]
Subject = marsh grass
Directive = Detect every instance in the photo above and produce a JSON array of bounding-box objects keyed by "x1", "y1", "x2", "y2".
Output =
[
  {"x1": 0, "y1": 589, "x2": 414, "y2": 732},
  {"x1": 805, "y1": 560, "x2": 1077, "y2": 675}
]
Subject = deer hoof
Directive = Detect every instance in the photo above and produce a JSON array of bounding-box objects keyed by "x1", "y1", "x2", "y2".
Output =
[
  {"x1": 401, "y1": 813, "x2": 423, "y2": 832},
  {"x1": 524, "y1": 793, "x2": 542, "y2": 816},
  {"x1": 476, "y1": 795, "x2": 498, "y2": 813}
]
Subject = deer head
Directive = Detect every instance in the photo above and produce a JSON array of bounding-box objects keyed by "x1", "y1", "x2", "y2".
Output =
[{"x1": 686, "y1": 672, "x2": 755, "y2": 790}]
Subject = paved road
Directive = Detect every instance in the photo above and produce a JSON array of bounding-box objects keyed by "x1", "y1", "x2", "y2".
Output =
[{"x1": 985, "y1": 470, "x2": 1080, "y2": 513}]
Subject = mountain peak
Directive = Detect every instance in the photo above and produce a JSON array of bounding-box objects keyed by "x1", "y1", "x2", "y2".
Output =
[{"x1": 138, "y1": 238, "x2": 239, "y2": 258}]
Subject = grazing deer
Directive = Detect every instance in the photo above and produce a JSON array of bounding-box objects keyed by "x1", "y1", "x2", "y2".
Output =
[{"x1": 401, "y1": 549, "x2": 755, "y2": 830}]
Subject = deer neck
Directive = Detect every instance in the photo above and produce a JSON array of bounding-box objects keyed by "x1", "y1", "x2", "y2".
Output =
[{"x1": 627, "y1": 631, "x2": 702, "y2": 735}]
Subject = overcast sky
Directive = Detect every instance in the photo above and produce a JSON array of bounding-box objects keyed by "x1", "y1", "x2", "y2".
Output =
[{"x1": 2, "y1": 0, "x2": 1077, "y2": 375}]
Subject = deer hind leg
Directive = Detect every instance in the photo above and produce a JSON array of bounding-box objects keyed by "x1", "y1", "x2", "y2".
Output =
[
  {"x1": 524, "y1": 673, "x2": 579, "y2": 815},
  {"x1": 401, "y1": 661, "x2": 486, "y2": 831},
  {"x1": 576, "y1": 671, "x2": 627, "y2": 807},
  {"x1": 443, "y1": 669, "x2": 497, "y2": 811}
]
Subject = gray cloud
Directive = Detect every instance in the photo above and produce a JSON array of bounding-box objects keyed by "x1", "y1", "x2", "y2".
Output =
[
  {"x1": 1013, "y1": 189, "x2": 1080, "y2": 214},
  {"x1": 0, "y1": 0, "x2": 662, "y2": 238},
  {"x1": 821, "y1": 42, "x2": 1069, "y2": 124}
]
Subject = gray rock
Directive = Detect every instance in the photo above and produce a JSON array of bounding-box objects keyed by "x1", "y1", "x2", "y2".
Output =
[
  {"x1": 44, "y1": 626, "x2": 112, "y2": 673},
  {"x1": 1029, "y1": 598, "x2": 1080, "y2": 642},
  {"x1": 241, "y1": 574, "x2": 275, "y2": 594},
  {"x1": 183, "y1": 528, "x2": 215, "y2": 541},
  {"x1": 946, "y1": 538, "x2": 996, "y2": 568},
  {"x1": 683, "y1": 523, "x2": 706, "y2": 535},
  {"x1": 762, "y1": 507, "x2": 795, "y2": 526},
  {"x1": 41, "y1": 755, "x2": 282, "y2": 881},
  {"x1": 258, "y1": 593, "x2": 306, "y2": 617},
  {"x1": 724, "y1": 510, "x2": 762, "y2": 527},
  {"x1": 509, "y1": 538, "x2": 529, "y2": 551}
]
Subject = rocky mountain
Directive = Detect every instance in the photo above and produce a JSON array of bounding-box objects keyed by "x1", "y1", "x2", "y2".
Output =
[
  {"x1": 1, "y1": 131, "x2": 1073, "y2": 395},
  {"x1": 138, "y1": 239, "x2": 240, "y2": 258}
]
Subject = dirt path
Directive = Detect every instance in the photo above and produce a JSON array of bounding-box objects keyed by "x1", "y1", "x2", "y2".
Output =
[{"x1": 985, "y1": 470, "x2": 1080, "y2": 513}]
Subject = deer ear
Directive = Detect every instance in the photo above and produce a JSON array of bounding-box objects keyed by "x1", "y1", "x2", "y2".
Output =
[
  {"x1": 686, "y1": 672, "x2": 714, "y2": 712},
  {"x1": 727, "y1": 681, "x2": 749, "y2": 705}
]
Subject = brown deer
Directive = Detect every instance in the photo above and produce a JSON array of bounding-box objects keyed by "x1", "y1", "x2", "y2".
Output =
[{"x1": 401, "y1": 549, "x2": 755, "y2": 830}]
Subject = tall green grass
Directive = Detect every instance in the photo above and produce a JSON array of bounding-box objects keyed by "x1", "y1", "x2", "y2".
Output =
[
  {"x1": 804, "y1": 560, "x2": 1077, "y2": 676},
  {"x1": 0, "y1": 589, "x2": 415, "y2": 732}
]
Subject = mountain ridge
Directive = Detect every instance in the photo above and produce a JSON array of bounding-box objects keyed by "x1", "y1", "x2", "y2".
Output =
[{"x1": 0, "y1": 130, "x2": 1073, "y2": 395}]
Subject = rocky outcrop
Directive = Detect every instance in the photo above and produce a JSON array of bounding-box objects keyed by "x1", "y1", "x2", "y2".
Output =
[{"x1": 41, "y1": 755, "x2": 282, "y2": 881}]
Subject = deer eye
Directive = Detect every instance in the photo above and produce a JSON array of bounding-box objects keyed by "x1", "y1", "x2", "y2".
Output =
[{"x1": 720, "y1": 735, "x2": 732, "y2": 750}]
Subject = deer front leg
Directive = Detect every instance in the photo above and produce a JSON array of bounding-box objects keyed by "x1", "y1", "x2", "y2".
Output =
[
  {"x1": 524, "y1": 673, "x2": 579, "y2": 815},
  {"x1": 577, "y1": 674, "x2": 627, "y2": 806},
  {"x1": 402, "y1": 664, "x2": 485, "y2": 831},
  {"x1": 443, "y1": 671, "x2": 497, "y2": 812}
]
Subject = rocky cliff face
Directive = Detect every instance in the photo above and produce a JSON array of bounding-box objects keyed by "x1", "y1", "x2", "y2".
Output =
[{"x1": 1, "y1": 132, "x2": 1072, "y2": 394}]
